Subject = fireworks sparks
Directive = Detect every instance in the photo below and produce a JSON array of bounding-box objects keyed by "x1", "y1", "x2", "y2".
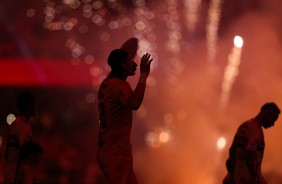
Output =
[
  {"x1": 220, "y1": 36, "x2": 244, "y2": 108},
  {"x1": 5, "y1": 0, "x2": 282, "y2": 183},
  {"x1": 206, "y1": 0, "x2": 223, "y2": 63},
  {"x1": 165, "y1": 0, "x2": 182, "y2": 54},
  {"x1": 183, "y1": 0, "x2": 202, "y2": 33}
]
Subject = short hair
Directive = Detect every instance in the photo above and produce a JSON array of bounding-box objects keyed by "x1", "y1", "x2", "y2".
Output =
[
  {"x1": 261, "y1": 102, "x2": 281, "y2": 114},
  {"x1": 107, "y1": 49, "x2": 128, "y2": 79},
  {"x1": 17, "y1": 92, "x2": 35, "y2": 113},
  {"x1": 108, "y1": 49, "x2": 128, "y2": 70},
  {"x1": 19, "y1": 141, "x2": 43, "y2": 160}
]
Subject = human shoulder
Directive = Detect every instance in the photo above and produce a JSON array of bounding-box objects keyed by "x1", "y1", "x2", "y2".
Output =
[
  {"x1": 11, "y1": 116, "x2": 27, "y2": 127},
  {"x1": 100, "y1": 77, "x2": 126, "y2": 86},
  {"x1": 11, "y1": 116, "x2": 21, "y2": 124},
  {"x1": 107, "y1": 77, "x2": 131, "y2": 89},
  {"x1": 246, "y1": 119, "x2": 261, "y2": 130},
  {"x1": 236, "y1": 119, "x2": 259, "y2": 137},
  {"x1": 240, "y1": 119, "x2": 257, "y2": 128},
  {"x1": 21, "y1": 165, "x2": 31, "y2": 172}
]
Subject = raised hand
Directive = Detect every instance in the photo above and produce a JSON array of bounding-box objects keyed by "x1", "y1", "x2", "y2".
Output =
[{"x1": 140, "y1": 53, "x2": 153, "y2": 74}]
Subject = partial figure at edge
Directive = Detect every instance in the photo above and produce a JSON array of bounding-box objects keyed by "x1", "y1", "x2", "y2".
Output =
[
  {"x1": 223, "y1": 102, "x2": 280, "y2": 184},
  {"x1": 4, "y1": 92, "x2": 36, "y2": 184}
]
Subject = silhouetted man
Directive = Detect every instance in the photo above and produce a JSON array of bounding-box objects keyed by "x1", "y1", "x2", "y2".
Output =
[
  {"x1": 17, "y1": 141, "x2": 43, "y2": 184},
  {"x1": 223, "y1": 102, "x2": 280, "y2": 184},
  {"x1": 97, "y1": 49, "x2": 153, "y2": 184},
  {"x1": 4, "y1": 92, "x2": 36, "y2": 184}
]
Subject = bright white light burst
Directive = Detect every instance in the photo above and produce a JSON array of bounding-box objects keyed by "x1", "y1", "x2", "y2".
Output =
[
  {"x1": 217, "y1": 137, "x2": 226, "y2": 149},
  {"x1": 234, "y1": 36, "x2": 243, "y2": 48}
]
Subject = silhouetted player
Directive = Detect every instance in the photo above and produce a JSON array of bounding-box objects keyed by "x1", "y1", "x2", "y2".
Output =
[
  {"x1": 4, "y1": 93, "x2": 36, "y2": 184},
  {"x1": 223, "y1": 103, "x2": 280, "y2": 184},
  {"x1": 97, "y1": 49, "x2": 153, "y2": 184},
  {"x1": 17, "y1": 141, "x2": 43, "y2": 184}
]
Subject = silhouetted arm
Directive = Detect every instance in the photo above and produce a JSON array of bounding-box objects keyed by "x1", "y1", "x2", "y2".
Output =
[
  {"x1": 125, "y1": 53, "x2": 153, "y2": 110},
  {"x1": 246, "y1": 150, "x2": 260, "y2": 184},
  {"x1": 226, "y1": 142, "x2": 236, "y2": 183}
]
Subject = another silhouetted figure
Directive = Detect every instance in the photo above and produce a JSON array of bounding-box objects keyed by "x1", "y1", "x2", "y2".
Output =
[
  {"x1": 223, "y1": 102, "x2": 280, "y2": 184},
  {"x1": 4, "y1": 92, "x2": 36, "y2": 184},
  {"x1": 97, "y1": 49, "x2": 153, "y2": 184},
  {"x1": 16, "y1": 141, "x2": 43, "y2": 184}
]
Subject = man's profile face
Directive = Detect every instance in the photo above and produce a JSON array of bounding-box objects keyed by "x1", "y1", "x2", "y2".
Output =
[
  {"x1": 31, "y1": 152, "x2": 42, "y2": 165},
  {"x1": 28, "y1": 100, "x2": 37, "y2": 117},
  {"x1": 262, "y1": 109, "x2": 279, "y2": 129},
  {"x1": 123, "y1": 54, "x2": 137, "y2": 76}
]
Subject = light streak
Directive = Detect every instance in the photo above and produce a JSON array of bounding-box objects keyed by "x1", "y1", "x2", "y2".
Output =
[
  {"x1": 165, "y1": 0, "x2": 182, "y2": 54},
  {"x1": 163, "y1": 0, "x2": 185, "y2": 87},
  {"x1": 220, "y1": 36, "x2": 244, "y2": 108},
  {"x1": 132, "y1": 4, "x2": 158, "y2": 72},
  {"x1": 183, "y1": 0, "x2": 202, "y2": 33},
  {"x1": 206, "y1": 0, "x2": 223, "y2": 63},
  {"x1": 40, "y1": 0, "x2": 156, "y2": 86}
]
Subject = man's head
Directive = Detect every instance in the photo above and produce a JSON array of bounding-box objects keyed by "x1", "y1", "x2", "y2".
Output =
[
  {"x1": 17, "y1": 92, "x2": 36, "y2": 116},
  {"x1": 259, "y1": 102, "x2": 280, "y2": 129},
  {"x1": 108, "y1": 49, "x2": 137, "y2": 79},
  {"x1": 20, "y1": 141, "x2": 43, "y2": 165}
]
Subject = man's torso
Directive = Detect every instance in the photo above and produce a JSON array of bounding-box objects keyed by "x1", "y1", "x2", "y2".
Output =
[
  {"x1": 233, "y1": 119, "x2": 265, "y2": 183},
  {"x1": 97, "y1": 77, "x2": 133, "y2": 155}
]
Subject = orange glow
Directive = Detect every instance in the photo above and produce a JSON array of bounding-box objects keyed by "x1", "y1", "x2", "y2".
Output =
[
  {"x1": 164, "y1": 113, "x2": 173, "y2": 124},
  {"x1": 177, "y1": 110, "x2": 187, "y2": 120},
  {"x1": 1, "y1": 0, "x2": 282, "y2": 183},
  {"x1": 136, "y1": 105, "x2": 148, "y2": 118},
  {"x1": 159, "y1": 131, "x2": 170, "y2": 143}
]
